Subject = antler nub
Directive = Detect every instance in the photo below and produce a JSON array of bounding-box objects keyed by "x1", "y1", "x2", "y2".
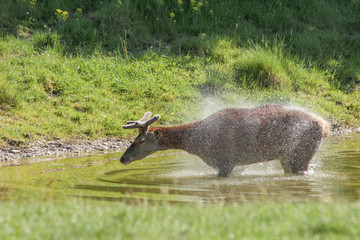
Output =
[
  {"x1": 140, "y1": 111, "x2": 152, "y2": 122},
  {"x1": 123, "y1": 112, "x2": 161, "y2": 129}
]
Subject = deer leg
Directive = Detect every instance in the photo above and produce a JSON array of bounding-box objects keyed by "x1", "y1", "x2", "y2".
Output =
[
  {"x1": 280, "y1": 157, "x2": 292, "y2": 174},
  {"x1": 288, "y1": 154, "x2": 313, "y2": 175},
  {"x1": 217, "y1": 163, "x2": 235, "y2": 178},
  {"x1": 286, "y1": 132, "x2": 322, "y2": 175}
]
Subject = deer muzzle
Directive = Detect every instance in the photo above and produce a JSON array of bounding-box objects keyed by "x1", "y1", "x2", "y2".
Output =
[{"x1": 120, "y1": 156, "x2": 132, "y2": 165}]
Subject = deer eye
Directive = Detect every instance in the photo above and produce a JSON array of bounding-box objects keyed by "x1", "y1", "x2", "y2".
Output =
[{"x1": 139, "y1": 138, "x2": 146, "y2": 144}]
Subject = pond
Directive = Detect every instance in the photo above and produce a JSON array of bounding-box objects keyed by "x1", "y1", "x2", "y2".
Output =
[{"x1": 1, "y1": 134, "x2": 359, "y2": 203}]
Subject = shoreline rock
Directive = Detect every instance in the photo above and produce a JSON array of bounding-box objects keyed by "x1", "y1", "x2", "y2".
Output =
[{"x1": 0, "y1": 138, "x2": 131, "y2": 163}]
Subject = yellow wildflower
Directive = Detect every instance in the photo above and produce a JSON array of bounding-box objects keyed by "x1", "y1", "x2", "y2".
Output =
[
  {"x1": 62, "y1": 11, "x2": 69, "y2": 19},
  {"x1": 76, "y1": 8, "x2": 82, "y2": 14},
  {"x1": 197, "y1": 2, "x2": 203, "y2": 7},
  {"x1": 209, "y1": 9, "x2": 213, "y2": 13},
  {"x1": 28, "y1": 0, "x2": 36, "y2": 6},
  {"x1": 170, "y1": 12, "x2": 175, "y2": 18},
  {"x1": 177, "y1": 0, "x2": 183, "y2": 5},
  {"x1": 56, "y1": 9, "x2": 62, "y2": 15}
]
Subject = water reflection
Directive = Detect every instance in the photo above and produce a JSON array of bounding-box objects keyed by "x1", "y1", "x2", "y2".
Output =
[{"x1": 0, "y1": 134, "x2": 359, "y2": 203}]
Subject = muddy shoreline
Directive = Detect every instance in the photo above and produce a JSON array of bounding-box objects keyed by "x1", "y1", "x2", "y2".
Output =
[
  {"x1": 0, "y1": 138, "x2": 131, "y2": 163},
  {"x1": 1, "y1": 126, "x2": 359, "y2": 164}
]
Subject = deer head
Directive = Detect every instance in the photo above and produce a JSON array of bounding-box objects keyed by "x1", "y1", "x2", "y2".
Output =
[{"x1": 120, "y1": 112, "x2": 161, "y2": 165}]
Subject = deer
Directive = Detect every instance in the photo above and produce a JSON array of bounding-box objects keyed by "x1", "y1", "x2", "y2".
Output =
[{"x1": 120, "y1": 105, "x2": 330, "y2": 177}]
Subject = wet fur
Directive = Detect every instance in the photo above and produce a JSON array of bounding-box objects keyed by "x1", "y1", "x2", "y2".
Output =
[{"x1": 150, "y1": 105, "x2": 330, "y2": 177}]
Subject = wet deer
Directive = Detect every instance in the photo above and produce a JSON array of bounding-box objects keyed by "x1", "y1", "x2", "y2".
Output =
[{"x1": 120, "y1": 105, "x2": 330, "y2": 177}]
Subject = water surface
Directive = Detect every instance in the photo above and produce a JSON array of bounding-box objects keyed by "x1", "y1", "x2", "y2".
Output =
[{"x1": 1, "y1": 134, "x2": 359, "y2": 203}]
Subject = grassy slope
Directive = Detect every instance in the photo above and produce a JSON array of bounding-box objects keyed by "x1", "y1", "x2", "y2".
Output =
[
  {"x1": 0, "y1": 200, "x2": 359, "y2": 239},
  {"x1": 1, "y1": 2, "x2": 360, "y2": 238},
  {"x1": 0, "y1": 0, "x2": 360, "y2": 145}
]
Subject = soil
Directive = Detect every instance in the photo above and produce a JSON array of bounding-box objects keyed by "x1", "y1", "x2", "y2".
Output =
[{"x1": 0, "y1": 138, "x2": 131, "y2": 163}]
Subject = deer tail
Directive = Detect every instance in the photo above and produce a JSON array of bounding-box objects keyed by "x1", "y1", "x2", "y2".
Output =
[{"x1": 313, "y1": 115, "x2": 331, "y2": 137}]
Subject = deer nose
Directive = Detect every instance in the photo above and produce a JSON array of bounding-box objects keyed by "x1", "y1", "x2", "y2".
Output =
[{"x1": 120, "y1": 156, "x2": 131, "y2": 165}]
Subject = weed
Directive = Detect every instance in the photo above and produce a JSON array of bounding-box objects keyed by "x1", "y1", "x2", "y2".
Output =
[
  {"x1": 0, "y1": 0, "x2": 359, "y2": 144},
  {"x1": 0, "y1": 200, "x2": 359, "y2": 239}
]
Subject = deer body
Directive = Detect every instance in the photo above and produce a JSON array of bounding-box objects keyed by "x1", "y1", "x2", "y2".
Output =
[{"x1": 121, "y1": 105, "x2": 330, "y2": 177}]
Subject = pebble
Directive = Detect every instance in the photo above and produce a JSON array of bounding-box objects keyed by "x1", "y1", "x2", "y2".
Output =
[{"x1": 0, "y1": 138, "x2": 131, "y2": 163}]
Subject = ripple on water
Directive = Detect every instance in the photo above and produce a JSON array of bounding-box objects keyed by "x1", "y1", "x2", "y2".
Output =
[{"x1": 1, "y1": 134, "x2": 359, "y2": 203}]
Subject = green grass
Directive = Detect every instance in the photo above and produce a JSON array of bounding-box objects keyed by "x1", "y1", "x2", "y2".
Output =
[
  {"x1": 1, "y1": 36, "x2": 359, "y2": 145},
  {"x1": 1, "y1": 2, "x2": 360, "y2": 238},
  {"x1": 0, "y1": 199, "x2": 359, "y2": 239},
  {"x1": 0, "y1": 0, "x2": 360, "y2": 145}
]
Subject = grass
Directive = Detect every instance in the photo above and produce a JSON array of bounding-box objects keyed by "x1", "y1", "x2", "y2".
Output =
[
  {"x1": 0, "y1": 0, "x2": 359, "y2": 145},
  {"x1": 0, "y1": 36, "x2": 359, "y2": 145},
  {"x1": 1, "y1": 2, "x2": 359, "y2": 238},
  {"x1": 0, "y1": 199, "x2": 359, "y2": 239}
]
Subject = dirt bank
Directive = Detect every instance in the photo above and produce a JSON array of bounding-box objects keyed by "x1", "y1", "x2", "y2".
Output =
[{"x1": 0, "y1": 138, "x2": 131, "y2": 163}]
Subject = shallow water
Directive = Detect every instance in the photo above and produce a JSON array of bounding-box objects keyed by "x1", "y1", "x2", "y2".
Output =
[{"x1": 1, "y1": 134, "x2": 359, "y2": 203}]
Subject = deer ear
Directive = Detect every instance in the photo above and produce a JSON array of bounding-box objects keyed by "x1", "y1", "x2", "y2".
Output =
[{"x1": 154, "y1": 129, "x2": 162, "y2": 140}]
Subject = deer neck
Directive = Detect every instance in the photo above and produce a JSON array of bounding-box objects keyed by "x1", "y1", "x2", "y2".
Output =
[{"x1": 152, "y1": 123, "x2": 200, "y2": 153}]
